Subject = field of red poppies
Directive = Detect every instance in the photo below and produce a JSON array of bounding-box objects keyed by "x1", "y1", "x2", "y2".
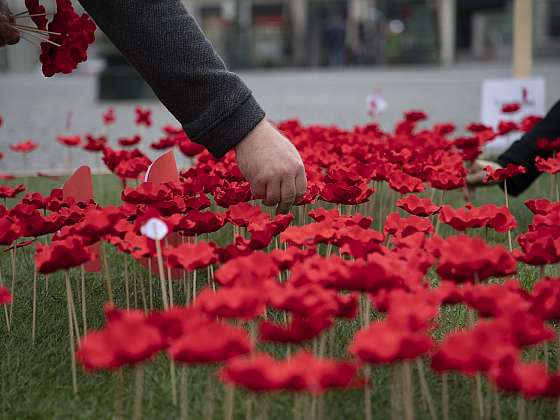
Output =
[{"x1": 1, "y1": 105, "x2": 560, "y2": 420}]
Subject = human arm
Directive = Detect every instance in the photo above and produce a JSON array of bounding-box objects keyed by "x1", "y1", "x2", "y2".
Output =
[
  {"x1": 467, "y1": 100, "x2": 560, "y2": 196},
  {"x1": 495, "y1": 100, "x2": 560, "y2": 196},
  {"x1": 78, "y1": 0, "x2": 306, "y2": 212}
]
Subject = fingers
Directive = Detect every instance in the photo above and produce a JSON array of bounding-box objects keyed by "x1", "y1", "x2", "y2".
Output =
[
  {"x1": 466, "y1": 172, "x2": 483, "y2": 186},
  {"x1": 295, "y1": 167, "x2": 308, "y2": 201},
  {"x1": 277, "y1": 178, "x2": 296, "y2": 214},
  {"x1": 251, "y1": 177, "x2": 266, "y2": 200},
  {"x1": 0, "y1": 13, "x2": 19, "y2": 46},
  {"x1": 263, "y1": 180, "x2": 281, "y2": 207}
]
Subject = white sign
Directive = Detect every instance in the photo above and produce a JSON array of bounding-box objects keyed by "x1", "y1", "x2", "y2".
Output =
[{"x1": 481, "y1": 77, "x2": 546, "y2": 154}]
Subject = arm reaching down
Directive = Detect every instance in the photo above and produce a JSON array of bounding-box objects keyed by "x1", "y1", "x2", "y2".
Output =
[
  {"x1": 78, "y1": 0, "x2": 307, "y2": 212},
  {"x1": 78, "y1": 0, "x2": 264, "y2": 158},
  {"x1": 496, "y1": 100, "x2": 560, "y2": 196},
  {"x1": 467, "y1": 100, "x2": 560, "y2": 196}
]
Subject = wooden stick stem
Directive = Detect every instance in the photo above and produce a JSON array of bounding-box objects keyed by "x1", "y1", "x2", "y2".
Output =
[
  {"x1": 155, "y1": 239, "x2": 169, "y2": 309},
  {"x1": 80, "y1": 266, "x2": 87, "y2": 333},
  {"x1": 132, "y1": 365, "x2": 145, "y2": 420},
  {"x1": 65, "y1": 272, "x2": 78, "y2": 394}
]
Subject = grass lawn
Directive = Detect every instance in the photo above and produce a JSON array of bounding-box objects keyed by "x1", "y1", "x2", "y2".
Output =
[{"x1": 1, "y1": 173, "x2": 559, "y2": 420}]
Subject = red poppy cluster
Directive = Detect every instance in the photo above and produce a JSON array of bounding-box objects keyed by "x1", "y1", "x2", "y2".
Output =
[
  {"x1": 24, "y1": 0, "x2": 97, "y2": 77},
  {"x1": 6, "y1": 106, "x2": 560, "y2": 413}
]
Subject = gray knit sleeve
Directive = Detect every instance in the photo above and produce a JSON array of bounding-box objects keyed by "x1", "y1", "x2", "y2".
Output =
[{"x1": 78, "y1": 0, "x2": 265, "y2": 157}]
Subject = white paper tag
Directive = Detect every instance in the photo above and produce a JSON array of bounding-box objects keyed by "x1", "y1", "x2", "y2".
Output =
[
  {"x1": 140, "y1": 218, "x2": 168, "y2": 240},
  {"x1": 365, "y1": 90, "x2": 388, "y2": 117}
]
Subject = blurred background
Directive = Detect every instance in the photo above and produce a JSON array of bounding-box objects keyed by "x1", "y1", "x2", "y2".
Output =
[
  {"x1": 3, "y1": 0, "x2": 560, "y2": 74},
  {"x1": 1, "y1": 0, "x2": 560, "y2": 173}
]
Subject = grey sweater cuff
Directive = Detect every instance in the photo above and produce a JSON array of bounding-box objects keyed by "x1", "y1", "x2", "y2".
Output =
[{"x1": 190, "y1": 94, "x2": 265, "y2": 158}]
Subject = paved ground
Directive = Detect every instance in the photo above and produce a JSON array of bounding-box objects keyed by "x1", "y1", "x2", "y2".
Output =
[{"x1": 1, "y1": 60, "x2": 559, "y2": 174}]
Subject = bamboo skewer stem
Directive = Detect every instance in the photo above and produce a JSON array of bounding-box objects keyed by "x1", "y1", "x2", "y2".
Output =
[
  {"x1": 14, "y1": 13, "x2": 54, "y2": 19},
  {"x1": 124, "y1": 255, "x2": 130, "y2": 310},
  {"x1": 155, "y1": 239, "x2": 169, "y2": 309},
  {"x1": 20, "y1": 30, "x2": 61, "y2": 47},
  {"x1": 179, "y1": 366, "x2": 189, "y2": 420},
  {"x1": 10, "y1": 23, "x2": 61, "y2": 36},
  {"x1": 132, "y1": 365, "x2": 145, "y2": 420},
  {"x1": 363, "y1": 366, "x2": 373, "y2": 420},
  {"x1": 9, "y1": 248, "x2": 16, "y2": 324},
  {"x1": 32, "y1": 266, "x2": 37, "y2": 343},
  {"x1": 80, "y1": 266, "x2": 87, "y2": 334},
  {"x1": 224, "y1": 385, "x2": 235, "y2": 420},
  {"x1": 65, "y1": 272, "x2": 78, "y2": 394},
  {"x1": 416, "y1": 359, "x2": 437, "y2": 420},
  {"x1": 442, "y1": 374, "x2": 449, "y2": 420}
]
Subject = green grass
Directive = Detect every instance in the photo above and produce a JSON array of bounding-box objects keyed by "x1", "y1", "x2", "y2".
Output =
[{"x1": 1, "y1": 174, "x2": 559, "y2": 419}]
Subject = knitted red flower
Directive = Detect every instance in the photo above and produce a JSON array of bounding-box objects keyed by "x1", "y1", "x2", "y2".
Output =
[
  {"x1": 39, "y1": 0, "x2": 96, "y2": 77},
  {"x1": 10, "y1": 140, "x2": 38, "y2": 153}
]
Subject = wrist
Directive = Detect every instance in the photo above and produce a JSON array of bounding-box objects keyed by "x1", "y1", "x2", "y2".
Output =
[{"x1": 235, "y1": 119, "x2": 270, "y2": 152}]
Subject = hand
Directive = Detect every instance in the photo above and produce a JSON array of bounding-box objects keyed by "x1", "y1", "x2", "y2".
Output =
[
  {"x1": 0, "y1": 0, "x2": 19, "y2": 47},
  {"x1": 466, "y1": 159, "x2": 503, "y2": 187},
  {"x1": 235, "y1": 119, "x2": 307, "y2": 214}
]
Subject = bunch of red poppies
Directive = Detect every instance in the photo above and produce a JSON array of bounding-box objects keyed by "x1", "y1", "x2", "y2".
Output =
[
  {"x1": 21, "y1": 0, "x2": 96, "y2": 77},
  {"x1": 5, "y1": 105, "x2": 560, "y2": 419}
]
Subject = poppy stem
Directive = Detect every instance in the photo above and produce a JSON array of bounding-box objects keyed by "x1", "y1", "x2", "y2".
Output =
[
  {"x1": 14, "y1": 12, "x2": 54, "y2": 19},
  {"x1": 124, "y1": 254, "x2": 130, "y2": 309},
  {"x1": 224, "y1": 385, "x2": 235, "y2": 420},
  {"x1": 9, "y1": 247, "x2": 16, "y2": 325},
  {"x1": 32, "y1": 265, "x2": 37, "y2": 344},
  {"x1": 148, "y1": 259, "x2": 153, "y2": 310},
  {"x1": 113, "y1": 370, "x2": 124, "y2": 420},
  {"x1": 378, "y1": 184, "x2": 385, "y2": 231},
  {"x1": 155, "y1": 239, "x2": 169, "y2": 309},
  {"x1": 102, "y1": 245, "x2": 114, "y2": 304},
  {"x1": 169, "y1": 360, "x2": 178, "y2": 405},
  {"x1": 192, "y1": 269, "x2": 198, "y2": 303},
  {"x1": 292, "y1": 394, "x2": 301, "y2": 420},
  {"x1": 185, "y1": 270, "x2": 191, "y2": 305},
  {"x1": 137, "y1": 263, "x2": 147, "y2": 313},
  {"x1": 493, "y1": 387, "x2": 502, "y2": 420},
  {"x1": 13, "y1": 10, "x2": 32, "y2": 17},
  {"x1": 401, "y1": 362, "x2": 415, "y2": 420},
  {"x1": 360, "y1": 294, "x2": 369, "y2": 328},
  {"x1": 64, "y1": 272, "x2": 78, "y2": 394},
  {"x1": 516, "y1": 395, "x2": 526, "y2": 420},
  {"x1": 416, "y1": 359, "x2": 436, "y2": 420},
  {"x1": 434, "y1": 190, "x2": 446, "y2": 236},
  {"x1": 503, "y1": 181, "x2": 513, "y2": 252},
  {"x1": 245, "y1": 393, "x2": 254, "y2": 420},
  {"x1": 10, "y1": 23, "x2": 61, "y2": 36},
  {"x1": 390, "y1": 364, "x2": 402, "y2": 420},
  {"x1": 3, "y1": 304, "x2": 9, "y2": 333},
  {"x1": 12, "y1": 27, "x2": 61, "y2": 47},
  {"x1": 132, "y1": 365, "x2": 144, "y2": 420},
  {"x1": 202, "y1": 368, "x2": 214, "y2": 419},
  {"x1": 69, "y1": 275, "x2": 81, "y2": 341},
  {"x1": 441, "y1": 373, "x2": 449, "y2": 420},
  {"x1": 310, "y1": 393, "x2": 318, "y2": 419},
  {"x1": 363, "y1": 366, "x2": 373, "y2": 420},
  {"x1": 168, "y1": 265, "x2": 174, "y2": 306},
  {"x1": 179, "y1": 366, "x2": 189, "y2": 420},
  {"x1": 474, "y1": 373, "x2": 484, "y2": 420},
  {"x1": 80, "y1": 265, "x2": 87, "y2": 333},
  {"x1": 554, "y1": 174, "x2": 560, "y2": 201}
]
